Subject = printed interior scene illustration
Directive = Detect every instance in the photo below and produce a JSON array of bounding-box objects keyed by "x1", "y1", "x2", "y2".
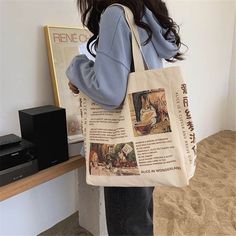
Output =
[
  {"x1": 89, "y1": 142, "x2": 140, "y2": 176},
  {"x1": 128, "y1": 89, "x2": 172, "y2": 136}
]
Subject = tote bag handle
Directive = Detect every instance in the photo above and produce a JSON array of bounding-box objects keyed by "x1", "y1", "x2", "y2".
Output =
[{"x1": 110, "y1": 4, "x2": 147, "y2": 72}]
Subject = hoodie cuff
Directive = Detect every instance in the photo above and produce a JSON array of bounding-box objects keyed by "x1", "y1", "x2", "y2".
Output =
[{"x1": 66, "y1": 54, "x2": 89, "y2": 82}]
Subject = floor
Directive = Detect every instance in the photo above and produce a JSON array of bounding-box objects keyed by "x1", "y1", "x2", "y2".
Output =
[
  {"x1": 38, "y1": 212, "x2": 92, "y2": 236},
  {"x1": 153, "y1": 130, "x2": 236, "y2": 236}
]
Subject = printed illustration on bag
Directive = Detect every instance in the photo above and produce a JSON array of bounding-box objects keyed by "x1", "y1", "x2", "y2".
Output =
[
  {"x1": 128, "y1": 89, "x2": 171, "y2": 136},
  {"x1": 89, "y1": 142, "x2": 140, "y2": 176}
]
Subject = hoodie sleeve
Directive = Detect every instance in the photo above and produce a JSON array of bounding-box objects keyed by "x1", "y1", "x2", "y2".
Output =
[{"x1": 66, "y1": 6, "x2": 132, "y2": 110}]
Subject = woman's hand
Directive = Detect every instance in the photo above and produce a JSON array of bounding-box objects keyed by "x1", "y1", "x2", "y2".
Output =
[{"x1": 68, "y1": 82, "x2": 79, "y2": 94}]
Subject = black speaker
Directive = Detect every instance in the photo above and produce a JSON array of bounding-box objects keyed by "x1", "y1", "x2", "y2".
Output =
[{"x1": 18, "y1": 105, "x2": 69, "y2": 170}]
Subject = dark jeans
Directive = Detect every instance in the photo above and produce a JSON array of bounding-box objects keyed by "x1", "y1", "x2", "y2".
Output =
[{"x1": 104, "y1": 187, "x2": 154, "y2": 236}]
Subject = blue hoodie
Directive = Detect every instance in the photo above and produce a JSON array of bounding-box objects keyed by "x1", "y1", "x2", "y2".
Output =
[{"x1": 66, "y1": 5, "x2": 179, "y2": 110}]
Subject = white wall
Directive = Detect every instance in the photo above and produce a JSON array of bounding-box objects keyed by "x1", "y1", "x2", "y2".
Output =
[
  {"x1": 0, "y1": 0, "x2": 80, "y2": 135},
  {"x1": 225, "y1": 6, "x2": 236, "y2": 130},
  {"x1": 0, "y1": 0, "x2": 235, "y2": 236},
  {"x1": 166, "y1": 0, "x2": 235, "y2": 141},
  {"x1": 0, "y1": 171, "x2": 79, "y2": 236}
]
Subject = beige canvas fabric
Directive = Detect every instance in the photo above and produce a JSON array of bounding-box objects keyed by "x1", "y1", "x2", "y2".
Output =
[{"x1": 79, "y1": 4, "x2": 197, "y2": 187}]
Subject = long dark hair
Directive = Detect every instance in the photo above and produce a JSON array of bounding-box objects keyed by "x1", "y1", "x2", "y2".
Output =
[{"x1": 77, "y1": 0, "x2": 186, "y2": 62}]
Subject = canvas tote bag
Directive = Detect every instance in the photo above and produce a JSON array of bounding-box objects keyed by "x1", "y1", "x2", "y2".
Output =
[{"x1": 79, "y1": 4, "x2": 197, "y2": 187}]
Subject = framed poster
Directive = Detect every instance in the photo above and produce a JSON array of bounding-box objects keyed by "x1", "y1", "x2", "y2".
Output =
[{"x1": 44, "y1": 26, "x2": 92, "y2": 143}]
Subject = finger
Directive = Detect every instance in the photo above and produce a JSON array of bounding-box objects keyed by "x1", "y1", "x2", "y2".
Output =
[
  {"x1": 68, "y1": 83, "x2": 79, "y2": 93},
  {"x1": 68, "y1": 82, "x2": 78, "y2": 90},
  {"x1": 69, "y1": 85, "x2": 79, "y2": 94},
  {"x1": 70, "y1": 86, "x2": 79, "y2": 93},
  {"x1": 72, "y1": 88, "x2": 79, "y2": 94}
]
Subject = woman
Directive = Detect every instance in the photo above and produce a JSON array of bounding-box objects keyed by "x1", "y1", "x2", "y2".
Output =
[{"x1": 66, "y1": 0, "x2": 184, "y2": 235}]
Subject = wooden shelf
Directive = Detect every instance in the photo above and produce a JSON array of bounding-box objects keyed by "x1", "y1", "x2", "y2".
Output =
[{"x1": 0, "y1": 155, "x2": 85, "y2": 202}]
